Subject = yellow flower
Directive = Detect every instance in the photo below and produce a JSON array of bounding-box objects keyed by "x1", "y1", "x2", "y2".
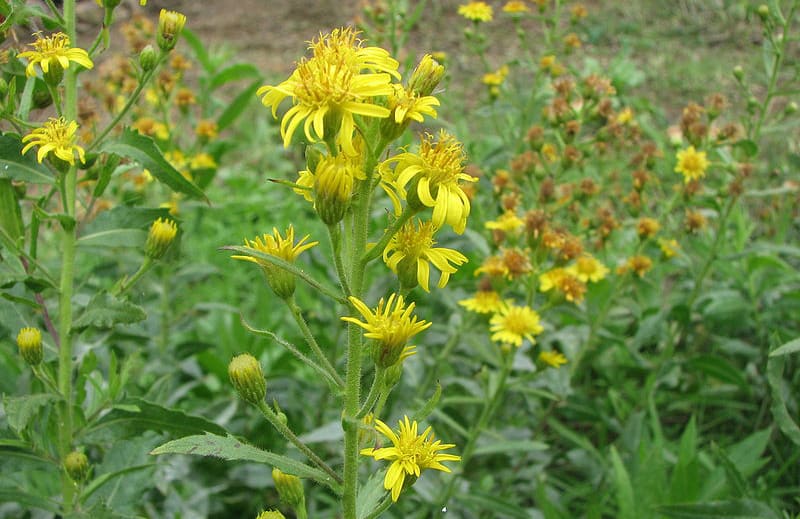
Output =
[
  {"x1": 232, "y1": 226, "x2": 318, "y2": 298},
  {"x1": 388, "y1": 131, "x2": 477, "y2": 234},
  {"x1": 195, "y1": 119, "x2": 218, "y2": 140},
  {"x1": 636, "y1": 217, "x2": 660, "y2": 239},
  {"x1": 616, "y1": 107, "x2": 634, "y2": 125},
  {"x1": 361, "y1": 416, "x2": 460, "y2": 502},
  {"x1": 341, "y1": 294, "x2": 431, "y2": 367},
  {"x1": 539, "y1": 350, "x2": 567, "y2": 368},
  {"x1": 539, "y1": 268, "x2": 586, "y2": 303},
  {"x1": 489, "y1": 303, "x2": 544, "y2": 347},
  {"x1": 503, "y1": 1, "x2": 530, "y2": 14},
  {"x1": 17, "y1": 326, "x2": 43, "y2": 366},
  {"x1": 387, "y1": 84, "x2": 440, "y2": 124},
  {"x1": 619, "y1": 255, "x2": 653, "y2": 278},
  {"x1": 145, "y1": 217, "x2": 178, "y2": 259},
  {"x1": 567, "y1": 255, "x2": 609, "y2": 283},
  {"x1": 383, "y1": 219, "x2": 468, "y2": 292},
  {"x1": 482, "y1": 65, "x2": 509, "y2": 87},
  {"x1": 22, "y1": 117, "x2": 86, "y2": 165},
  {"x1": 485, "y1": 210, "x2": 524, "y2": 233},
  {"x1": 190, "y1": 153, "x2": 217, "y2": 170},
  {"x1": 658, "y1": 238, "x2": 680, "y2": 259},
  {"x1": 407, "y1": 54, "x2": 445, "y2": 97},
  {"x1": 458, "y1": 290, "x2": 505, "y2": 314},
  {"x1": 256, "y1": 511, "x2": 285, "y2": 519},
  {"x1": 675, "y1": 146, "x2": 709, "y2": 183},
  {"x1": 17, "y1": 32, "x2": 93, "y2": 79},
  {"x1": 458, "y1": 1, "x2": 493, "y2": 22},
  {"x1": 258, "y1": 27, "x2": 399, "y2": 156},
  {"x1": 157, "y1": 9, "x2": 187, "y2": 52},
  {"x1": 474, "y1": 254, "x2": 509, "y2": 278}
]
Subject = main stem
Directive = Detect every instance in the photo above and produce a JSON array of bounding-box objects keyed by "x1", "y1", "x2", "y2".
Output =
[
  {"x1": 58, "y1": 0, "x2": 78, "y2": 512},
  {"x1": 341, "y1": 155, "x2": 377, "y2": 518}
]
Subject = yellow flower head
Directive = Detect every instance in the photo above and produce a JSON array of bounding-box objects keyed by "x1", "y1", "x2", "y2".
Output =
[
  {"x1": 361, "y1": 416, "x2": 460, "y2": 502},
  {"x1": 636, "y1": 217, "x2": 660, "y2": 239},
  {"x1": 17, "y1": 326, "x2": 43, "y2": 366},
  {"x1": 232, "y1": 226, "x2": 318, "y2": 298},
  {"x1": 675, "y1": 146, "x2": 709, "y2": 183},
  {"x1": 489, "y1": 302, "x2": 544, "y2": 347},
  {"x1": 17, "y1": 32, "x2": 93, "y2": 79},
  {"x1": 567, "y1": 255, "x2": 609, "y2": 283},
  {"x1": 258, "y1": 27, "x2": 399, "y2": 156},
  {"x1": 157, "y1": 9, "x2": 187, "y2": 52},
  {"x1": 539, "y1": 268, "x2": 586, "y2": 303},
  {"x1": 539, "y1": 350, "x2": 568, "y2": 368},
  {"x1": 22, "y1": 117, "x2": 86, "y2": 165},
  {"x1": 389, "y1": 131, "x2": 477, "y2": 234},
  {"x1": 195, "y1": 119, "x2": 218, "y2": 140},
  {"x1": 618, "y1": 255, "x2": 653, "y2": 278},
  {"x1": 383, "y1": 219, "x2": 468, "y2": 292},
  {"x1": 658, "y1": 238, "x2": 680, "y2": 259},
  {"x1": 458, "y1": 1, "x2": 494, "y2": 22},
  {"x1": 482, "y1": 65, "x2": 509, "y2": 87},
  {"x1": 145, "y1": 217, "x2": 178, "y2": 259},
  {"x1": 387, "y1": 84, "x2": 440, "y2": 125},
  {"x1": 341, "y1": 294, "x2": 431, "y2": 367},
  {"x1": 312, "y1": 151, "x2": 364, "y2": 224},
  {"x1": 458, "y1": 290, "x2": 505, "y2": 314},
  {"x1": 407, "y1": 54, "x2": 445, "y2": 97},
  {"x1": 485, "y1": 210, "x2": 524, "y2": 233},
  {"x1": 503, "y1": 1, "x2": 530, "y2": 14},
  {"x1": 256, "y1": 511, "x2": 286, "y2": 519},
  {"x1": 474, "y1": 254, "x2": 509, "y2": 279}
]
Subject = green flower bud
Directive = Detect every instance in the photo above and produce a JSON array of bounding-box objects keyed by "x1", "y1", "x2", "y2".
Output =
[
  {"x1": 139, "y1": 44, "x2": 157, "y2": 72},
  {"x1": 272, "y1": 468, "x2": 305, "y2": 508},
  {"x1": 785, "y1": 101, "x2": 798, "y2": 115},
  {"x1": 228, "y1": 354, "x2": 266, "y2": 405},
  {"x1": 757, "y1": 4, "x2": 770, "y2": 21},
  {"x1": 256, "y1": 511, "x2": 285, "y2": 519},
  {"x1": 408, "y1": 54, "x2": 445, "y2": 97},
  {"x1": 17, "y1": 327, "x2": 43, "y2": 366},
  {"x1": 64, "y1": 451, "x2": 89, "y2": 482},
  {"x1": 732, "y1": 65, "x2": 744, "y2": 82},
  {"x1": 157, "y1": 9, "x2": 187, "y2": 52},
  {"x1": 145, "y1": 217, "x2": 177, "y2": 260}
]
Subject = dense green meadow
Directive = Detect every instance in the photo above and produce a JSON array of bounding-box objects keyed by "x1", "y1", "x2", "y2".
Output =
[{"x1": 1, "y1": 0, "x2": 799, "y2": 517}]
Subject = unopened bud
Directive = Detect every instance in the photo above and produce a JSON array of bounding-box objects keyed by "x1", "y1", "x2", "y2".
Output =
[
  {"x1": 16, "y1": 327, "x2": 43, "y2": 366},
  {"x1": 228, "y1": 354, "x2": 266, "y2": 405},
  {"x1": 272, "y1": 468, "x2": 305, "y2": 508},
  {"x1": 757, "y1": 4, "x2": 770, "y2": 21},
  {"x1": 785, "y1": 101, "x2": 798, "y2": 115},
  {"x1": 64, "y1": 451, "x2": 89, "y2": 482},
  {"x1": 139, "y1": 45, "x2": 157, "y2": 72},
  {"x1": 157, "y1": 9, "x2": 187, "y2": 52},
  {"x1": 256, "y1": 511, "x2": 285, "y2": 519},
  {"x1": 747, "y1": 96, "x2": 760, "y2": 114},
  {"x1": 145, "y1": 217, "x2": 177, "y2": 259},
  {"x1": 408, "y1": 54, "x2": 445, "y2": 97},
  {"x1": 314, "y1": 154, "x2": 354, "y2": 225},
  {"x1": 733, "y1": 65, "x2": 744, "y2": 82}
]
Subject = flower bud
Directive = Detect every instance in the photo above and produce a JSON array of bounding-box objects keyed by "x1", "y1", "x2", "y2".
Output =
[
  {"x1": 16, "y1": 327, "x2": 43, "y2": 366},
  {"x1": 228, "y1": 354, "x2": 266, "y2": 405},
  {"x1": 785, "y1": 101, "x2": 798, "y2": 115},
  {"x1": 157, "y1": 9, "x2": 187, "y2": 52},
  {"x1": 97, "y1": 0, "x2": 122, "y2": 8},
  {"x1": 139, "y1": 44, "x2": 157, "y2": 72},
  {"x1": 64, "y1": 451, "x2": 89, "y2": 482},
  {"x1": 314, "y1": 154, "x2": 354, "y2": 225},
  {"x1": 757, "y1": 4, "x2": 770, "y2": 21},
  {"x1": 145, "y1": 217, "x2": 177, "y2": 260},
  {"x1": 256, "y1": 511, "x2": 286, "y2": 519},
  {"x1": 408, "y1": 54, "x2": 445, "y2": 97},
  {"x1": 272, "y1": 468, "x2": 305, "y2": 508},
  {"x1": 732, "y1": 65, "x2": 744, "y2": 82}
]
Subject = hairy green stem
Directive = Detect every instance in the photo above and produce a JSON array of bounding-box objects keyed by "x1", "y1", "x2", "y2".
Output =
[
  {"x1": 287, "y1": 298, "x2": 344, "y2": 387},
  {"x1": 328, "y1": 223, "x2": 351, "y2": 296},
  {"x1": 256, "y1": 401, "x2": 342, "y2": 486},
  {"x1": 357, "y1": 367, "x2": 384, "y2": 419},
  {"x1": 112, "y1": 257, "x2": 153, "y2": 297}
]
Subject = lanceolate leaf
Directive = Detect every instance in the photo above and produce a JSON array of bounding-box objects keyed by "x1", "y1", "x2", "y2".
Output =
[
  {"x1": 72, "y1": 291, "x2": 147, "y2": 330},
  {"x1": 151, "y1": 432, "x2": 341, "y2": 493},
  {"x1": 4, "y1": 393, "x2": 60, "y2": 434},
  {"x1": 100, "y1": 128, "x2": 207, "y2": 201},
  {"x1": 0, "y1": 133, "x2": 54, "y2": 184},
  {"x1": 85, "y1": 398, "x2": 227, "y2": 440},
  {"x1": 767, "y1": 354, "x2": 800, "y2": 446},
  {"x1": 657, "y1": 499, "x2": 781, "y2": 519}
]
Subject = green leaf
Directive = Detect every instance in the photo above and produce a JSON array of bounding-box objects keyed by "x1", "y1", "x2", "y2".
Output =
[
  {"x1": 217, "y1": 80, "x2": 261, "y2": 131},
  {"x1": 150, "y1": 432, "x2": 341, "y2": 493},
  {"x1": 4, "y1": 393, "x2": 60, "y2": 434},
  {"x1": 0, "y1": 489, "x2": 60, "y2": 513},
  {"x1": 356, "y1": 471, "x2": 387, "y2": 519},
  {"x1": 657, "y1": 499, "x2": 780, "y2": 519},
  {"x1": 610, "y1": 446, "x2": 636, "y2": 519},
  {"x1": 456, "y1": 491, "x2": 530, "y2": 518},
  {"x1": 209, "y1": 63, "x2": 261, "y2": 90},
  {"x1": 72, "y1": 291, "x2": 147, "y2": 330},
  {"x1": 0, "y1": 133, "x2": 54, "y2": 184},
  {"x1": 732, "y1": 139, "x2": 758, "y2": 158},
  {"x1": 767, "y1": 354, "x2": 800, "y2": 446},
  {"x1": 670, "y1": 417, "x2": 700, "y2": 502},
  {"x1": 181, "y1": 28, "x2": 212, "y2": 73},
  {"x1": 86, "y1": 398, "x2": 227, "y2": 440},
  {"x1": 81, "y1": 463, "x2": 155, "y2": 504},
  {"x1": 472, "y1": 440, "x2": 548, "y2": 457},
  {"x1": 100, "y1": 128, "x2": 206, "y2": 201},
  {"x1": 76, "y1": 229, "x2": 147, "y2": 249},
  {"x1": 685, "y1": 355, "x2": 748, "y2": 390},
  {"x1": 0, "y1": 178, "x2": 23, "y2": 243},
  {"x1": 768, "y1": 336, "x2": 800, "y2": 357}
]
